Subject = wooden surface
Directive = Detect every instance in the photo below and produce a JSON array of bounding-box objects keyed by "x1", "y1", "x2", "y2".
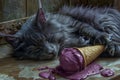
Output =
[
  {"x1": 26, "y1": 0, "x2": 38, "y2": 16},
  {"x1": 0, "y1": 57, "x2": 120, "y2": 80},
  {"x1": 0, "y1": 57, "x2": 60, "y2": 80},
  {"x1": 0, "y1": 0, "x2": 37, "y2": 22},
  {"x1": 0, "y1": 0, "x2": 26, "y2": 22},
  {"x1": 114, "y1": 0, "x2": 120, "y2": 11}
]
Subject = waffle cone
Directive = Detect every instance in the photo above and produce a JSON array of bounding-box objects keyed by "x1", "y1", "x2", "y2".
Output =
[{"x1": 77, "y1": 45, "x2": 105, "y2": 67}]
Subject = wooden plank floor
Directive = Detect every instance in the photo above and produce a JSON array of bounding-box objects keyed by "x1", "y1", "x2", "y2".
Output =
[
  {"x1": 0, "y1": 57, "x2": 61, "y2": 80},
  {"x1": 0, "y1": 57, "x2": 120, "y2": 80}
]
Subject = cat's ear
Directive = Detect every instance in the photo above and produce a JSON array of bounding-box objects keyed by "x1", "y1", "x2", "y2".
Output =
[
  {"x1": 36, "y1": 8, "x2": 46, "y2": 27},
  {"x1": 5, "y1": 36, "x2": 20, "y2": 48},
  {"x1": 0, "y1": 32, "x2": 19, "y2": 47},
  {"x1": 35, "y1": 0, "x2": 46, "y2": 29}
]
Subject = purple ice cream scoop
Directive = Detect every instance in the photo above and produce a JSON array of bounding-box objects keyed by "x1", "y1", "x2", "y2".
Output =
[{"x1": 59, "y1": 48, "x2": 85, "y2": 72}]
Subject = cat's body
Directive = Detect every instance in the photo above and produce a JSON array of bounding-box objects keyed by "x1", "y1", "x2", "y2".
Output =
[{"x1": 1, "y1": 6, "x2": 120, "y2": 60}]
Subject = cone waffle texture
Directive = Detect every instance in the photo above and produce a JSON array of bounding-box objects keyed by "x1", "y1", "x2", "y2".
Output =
[{"x1": 77, "y1": 45, "x2": 105, "y2": 66}]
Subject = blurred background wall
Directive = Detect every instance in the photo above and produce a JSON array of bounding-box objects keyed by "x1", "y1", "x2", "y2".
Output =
[{"x1": 0, "y1": 0, "x2": 120, "y2": 22}]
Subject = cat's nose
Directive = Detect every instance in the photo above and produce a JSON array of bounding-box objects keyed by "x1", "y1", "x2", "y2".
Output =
[
  {"x1": 48, "y1": 51, "x2": 56, "y2": 59},
  {"x1": 48, "y1": 45, "x2": 55, "y2": 53},
  {"x1": 48, "y1": 49, "x2": 54, "y2": 55}
]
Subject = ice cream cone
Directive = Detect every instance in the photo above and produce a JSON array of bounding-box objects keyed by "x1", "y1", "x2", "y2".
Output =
[{"x1": 76, "y1": 45, "x2": 105, "y2": 67}]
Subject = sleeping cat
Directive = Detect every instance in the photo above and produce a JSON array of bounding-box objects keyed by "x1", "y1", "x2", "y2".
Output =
[{"x1": 1, "y1": 6, "x2": 120, "y2": 60}]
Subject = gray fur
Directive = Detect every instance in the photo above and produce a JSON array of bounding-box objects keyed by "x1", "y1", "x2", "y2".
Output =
[{"x1": 1, "y1": 6, "x2": 120, "y2": 60}]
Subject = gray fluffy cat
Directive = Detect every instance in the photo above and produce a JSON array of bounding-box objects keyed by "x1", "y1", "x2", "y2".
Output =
[{"x1": 1, "y1": 6, "x2": 120, "y2": 60}]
